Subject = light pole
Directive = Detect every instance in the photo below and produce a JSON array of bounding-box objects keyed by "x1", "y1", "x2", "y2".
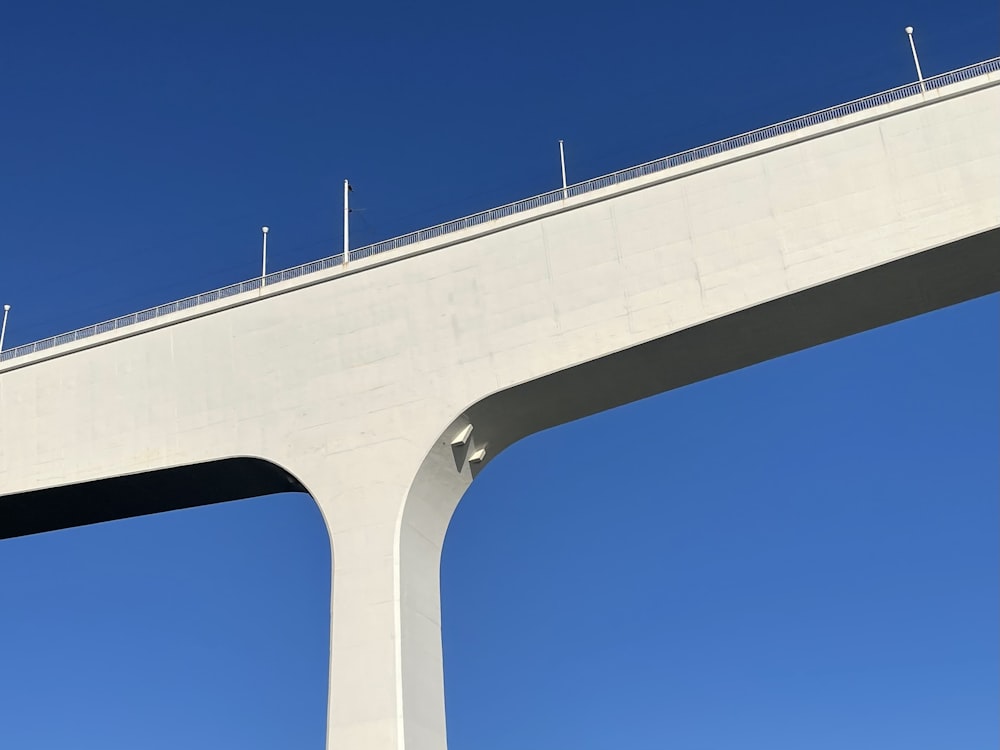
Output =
[
  {"x1": 261, "y1": 226, "x2": 269, "y2": 278},
  {"x1": 0, "y1": 304, "x2": 10, "y2": 352},
  {"x1": 559, "y1": 140, "x2": 568, "y2": 199},
  {"x1": 905, "y1": 26, "x2": 925, "y2": 92}
]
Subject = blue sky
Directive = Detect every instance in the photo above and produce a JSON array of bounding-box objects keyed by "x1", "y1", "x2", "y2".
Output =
[{"x1": 0, "y1": 0, "x2": 997, "y2": 748}]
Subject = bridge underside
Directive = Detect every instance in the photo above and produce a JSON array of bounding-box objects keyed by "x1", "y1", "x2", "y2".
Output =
[
  {"x1": 0, "y1": 457, "x2": 306, "y2": 540},
  {"x1": 4, "y1": 225, "x2": 996, "y2": 538},
  {"x1": 463, "y1": 225, "x2": 1000, "y2": 471}
]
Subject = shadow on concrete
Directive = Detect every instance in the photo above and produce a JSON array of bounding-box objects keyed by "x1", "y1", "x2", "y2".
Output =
[{"x1": 0, "y1": 457, "x2": 307, "y2": 540}]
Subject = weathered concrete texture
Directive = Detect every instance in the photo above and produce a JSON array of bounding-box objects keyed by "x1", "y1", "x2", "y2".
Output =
[{"x1": 1, "y1": 73, "x2": 998, "y2": 749}]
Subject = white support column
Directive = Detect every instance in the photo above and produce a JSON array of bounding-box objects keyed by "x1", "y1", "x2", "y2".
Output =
[
  {"x1": 395, "y1": 429, "x2": 474, "y2": 750},
  {"x1": 300, "y1": 423, "x2": 473, "y2": 750}
]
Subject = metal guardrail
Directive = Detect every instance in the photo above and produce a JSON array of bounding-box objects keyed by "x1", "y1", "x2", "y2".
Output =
[{"x1": 2, "y1": 57, "x2": 998, "y2": 364}]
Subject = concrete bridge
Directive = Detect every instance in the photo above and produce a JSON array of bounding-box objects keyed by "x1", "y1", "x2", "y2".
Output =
[{"x1": 1, "y1": 60, "x2": 998, "y2": 749}]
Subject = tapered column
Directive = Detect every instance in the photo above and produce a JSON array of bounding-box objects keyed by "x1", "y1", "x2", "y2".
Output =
[
  {"x1": 325, "y1": 503, "x2": 401, "y2": 747},
  {"x1": 301, "y1": 420, "x2": 475, "y2": 750},
  {"x1": 395, "y1": 427, "x2": 475, "y2": 749}
]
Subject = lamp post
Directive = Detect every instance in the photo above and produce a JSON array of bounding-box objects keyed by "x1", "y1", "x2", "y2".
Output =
[
  {"x1": 559, "y1": 140, "x2": 568, "y2": 199},
  {"x1": 0, "y1": 304, "x2": 10, "y2": 352},
  {"x1": 261, "y1": 226, "x2": 269, "y2": 278},
  {"x1": 905, "y1": 26, "x2": 925, "y2": 92}
]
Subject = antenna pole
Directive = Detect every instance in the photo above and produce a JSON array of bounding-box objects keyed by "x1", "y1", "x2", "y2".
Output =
[{"x1": 343, "y1": 179, "x2": 350, "y2": 265}]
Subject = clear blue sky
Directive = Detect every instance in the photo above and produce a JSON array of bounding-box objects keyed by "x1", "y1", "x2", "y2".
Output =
[{"x1": 0, "y1": 1, "x2": 997, "y2": 747}]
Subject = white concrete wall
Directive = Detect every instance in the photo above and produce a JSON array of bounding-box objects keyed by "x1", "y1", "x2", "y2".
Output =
[{"x1": 1, "y1": 76, "x2": 998, "y2": 749}]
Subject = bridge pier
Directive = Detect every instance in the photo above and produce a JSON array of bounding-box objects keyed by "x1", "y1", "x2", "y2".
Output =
[{"x1": 304, "y1": 418, "x2": 475, "y2": 749}]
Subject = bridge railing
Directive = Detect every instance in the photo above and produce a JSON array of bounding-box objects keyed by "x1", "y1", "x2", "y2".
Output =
[{"x1": 2, "y1": 57, "x2": 998, "y2": 364}]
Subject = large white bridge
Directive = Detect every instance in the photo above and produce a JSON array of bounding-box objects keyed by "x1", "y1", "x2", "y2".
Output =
[{"x1": 1, "y1": 59, "x2": 998, "y2": 749}]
